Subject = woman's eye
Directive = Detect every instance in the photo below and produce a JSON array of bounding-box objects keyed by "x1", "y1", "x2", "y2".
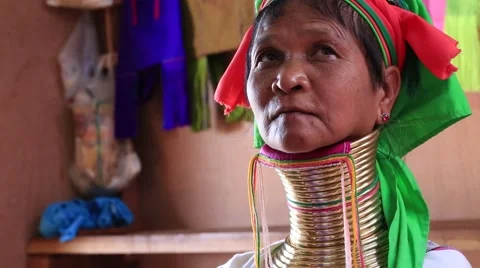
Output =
[
  {"x1": 320, "y1": 46, "x2": 336, "y2": 55},
  {"x1": 258, "y1": 51, "x2": 281, "y2": 63},
  {"x1": 313, "y1": 45, "x2": 337, "y2": 59}
]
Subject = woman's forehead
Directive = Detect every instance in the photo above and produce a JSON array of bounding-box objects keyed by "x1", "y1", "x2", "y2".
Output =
[
  {"x1": 257, "y1": 1, "x2": 355, "y2": 33},
  {"x1": 254, "y1": 3, "x2": 353, "y2": 43},
  {"x1": 255, "y1": 22, "x2": 349, "y2": 47}
]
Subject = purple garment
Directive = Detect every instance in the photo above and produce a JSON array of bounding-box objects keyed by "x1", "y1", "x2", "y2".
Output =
[{"x1": 115, "y1": 0, "x2": 190, "y2": 139}]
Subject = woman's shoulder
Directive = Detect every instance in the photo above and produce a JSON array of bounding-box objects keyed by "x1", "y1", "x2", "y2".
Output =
[
  {"x1": 217, "y1": 241, "x2": 472, "y2": 268},
  {"x1": 423, "y1": 241, "x2": 472, "y2": 268},
  {"x1": 217, "y1": 240, "x2": 283, "y2": 268},
  {"x1": 217, "y1": 250, "x2": 255, "y2": 268}
]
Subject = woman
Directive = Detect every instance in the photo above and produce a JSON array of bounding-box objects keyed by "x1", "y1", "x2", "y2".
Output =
[{"x1": 215, "y1": 0, "x2": 473, "y2": 267}]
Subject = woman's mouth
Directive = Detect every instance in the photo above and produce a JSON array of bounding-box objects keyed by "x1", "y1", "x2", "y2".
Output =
[{"x1": 271, "y1": 108, "x2": 316, "y2": 121}]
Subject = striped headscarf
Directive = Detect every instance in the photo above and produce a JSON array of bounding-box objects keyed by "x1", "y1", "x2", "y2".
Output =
[{"x1": 215, "y1": 0, "x2": 472, "y2": 267}]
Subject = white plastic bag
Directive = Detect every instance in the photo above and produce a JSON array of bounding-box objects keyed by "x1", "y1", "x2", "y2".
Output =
[
  {"x1": 59, "y1": 12, "x2": 100, "y2": 100},
  {"x1": 46, "y1": 0, "x2": 113, "y2": 9},
  {"x1": 69, "y1": 54, "x2": 141, "y2": 197}
]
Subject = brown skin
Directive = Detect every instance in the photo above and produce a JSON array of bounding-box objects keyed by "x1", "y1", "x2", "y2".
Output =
[{"x1": 246, "y1": 1, "x2": 401, "y2": 153}]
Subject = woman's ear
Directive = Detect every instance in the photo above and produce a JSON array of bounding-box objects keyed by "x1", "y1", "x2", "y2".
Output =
[{"x1": 376, "y1": 65, "x2": 401, "y2": 124}]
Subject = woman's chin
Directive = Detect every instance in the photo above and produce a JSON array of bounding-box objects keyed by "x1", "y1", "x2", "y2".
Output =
[{"x1": 267, "y1": 133, "x2": 331, "y2": 154}]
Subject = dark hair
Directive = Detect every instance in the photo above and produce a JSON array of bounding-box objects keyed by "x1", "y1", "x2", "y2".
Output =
[{"x1": 245, "y1": 0, "x2": 419, "y2": 93}]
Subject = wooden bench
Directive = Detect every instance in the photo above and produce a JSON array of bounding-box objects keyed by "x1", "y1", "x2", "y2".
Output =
[{"x1": 26, "y1": 221, "x2": 480, "y2": 268}]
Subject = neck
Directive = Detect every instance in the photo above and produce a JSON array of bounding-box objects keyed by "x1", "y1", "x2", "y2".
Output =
[{"x1": 257, "y1": 130, "x2": 388, "y2": 267}]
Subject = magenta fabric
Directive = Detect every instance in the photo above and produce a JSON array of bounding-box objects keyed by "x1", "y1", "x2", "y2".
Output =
[
  {"x1": 259, "y1": 142, "x2": 351, "y2": 161},
  {"x1": 423, "y1": 0, "x2": 447, "y2": 31}
]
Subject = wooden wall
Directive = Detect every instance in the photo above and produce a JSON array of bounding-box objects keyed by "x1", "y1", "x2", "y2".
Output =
[
  {"x1": 0, "y1": 2, "x2": 80, "y2": 268},
  {"x1": 408, "y1": 95, "x2": 480, "y2": 221}
]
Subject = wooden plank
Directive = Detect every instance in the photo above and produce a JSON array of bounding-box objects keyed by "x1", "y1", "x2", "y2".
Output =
[
  {"x1": 27, "y1": 223, "x2": 480, "y2": 255},
  {"x1": 27, "y1": 229, "x2": 286, "y2": 255}
]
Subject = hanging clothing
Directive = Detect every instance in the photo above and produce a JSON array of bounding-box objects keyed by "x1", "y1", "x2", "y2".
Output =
[
  {"x1": 115, "y1": 0, "x2": 189, "y2": 139},
  {"x1": 182, "y1": 0, "x2": 255, "y2": 131},
  {"x1": 184, "y1": 0, "x2": 254, "y2": 58},
  {"x1": 182, "y1": 1, "x2": 211, "y2": 132},
  {"x1": 187, "y1": 57, "x2": 211, "y2": 132}
]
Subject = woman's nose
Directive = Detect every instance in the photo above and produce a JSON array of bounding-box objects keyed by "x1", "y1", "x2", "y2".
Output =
[{"x1": 272, "y1": 60, "x2": 311, "y2": 94}]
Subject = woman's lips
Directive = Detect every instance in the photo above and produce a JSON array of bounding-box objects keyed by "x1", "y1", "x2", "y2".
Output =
[{"x1": 271, "y1": 108, "x2": 316, "y2": 121}]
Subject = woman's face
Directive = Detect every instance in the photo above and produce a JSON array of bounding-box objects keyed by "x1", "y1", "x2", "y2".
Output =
[{"x1": 247, "y1": 1, "x2": 398, "y2": 153}]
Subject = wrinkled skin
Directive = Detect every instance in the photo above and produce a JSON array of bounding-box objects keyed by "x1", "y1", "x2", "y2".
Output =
[{"x1": 246, "y1": 1, "x2": 401, "y2": 153}]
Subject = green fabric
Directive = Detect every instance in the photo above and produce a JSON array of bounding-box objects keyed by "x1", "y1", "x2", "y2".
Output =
[
  {"x1": 252, "y1": 0, "x2": 472, "y2": 267},
  {"x1": 445, "y1": 0, "x2": 480, "y2": 91},
  {"x1": 226, "y1": 107, "x2": 255, "y2": 123},
  {"x1": 182, "y1": 1, "x2": 211, "y2": 132},
  {"x1": 188, "y1": 58, "x2": 211, "y2": 132}
]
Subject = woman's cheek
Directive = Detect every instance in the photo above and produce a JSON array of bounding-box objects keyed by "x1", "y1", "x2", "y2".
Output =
[{"x1": 248, "y1": 75, "x2": 272, "y2": 108}]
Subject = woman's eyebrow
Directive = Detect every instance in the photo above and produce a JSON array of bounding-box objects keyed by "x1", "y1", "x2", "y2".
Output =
[
  {"x1": 300, "y1": 24, "x2": 347, "y2": 41},
  {"x1": 252, "y1": 34, "x2": 278, "y2": 52},
  {"x1": 252, "y1": 23, "x2": 347, "y2": 53}
]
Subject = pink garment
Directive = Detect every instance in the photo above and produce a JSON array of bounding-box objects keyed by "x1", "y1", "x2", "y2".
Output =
[{"x1": 423, "y1": 0, "x2": 447, "y2": 31}]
